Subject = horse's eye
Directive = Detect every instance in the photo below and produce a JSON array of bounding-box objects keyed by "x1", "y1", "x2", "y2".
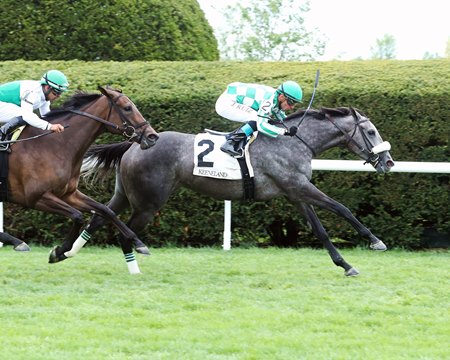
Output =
[
  {"x1": 124, "y1": 106, "x2": 132, "y2": 112},
  {"x1": 368, "y1": 129, "x2": 376, "y2": 136}
]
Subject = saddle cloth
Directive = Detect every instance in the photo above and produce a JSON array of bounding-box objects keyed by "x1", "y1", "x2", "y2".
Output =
[
  {"x1": 193, "y1": 132, "x2": 254, "y2": 180},
  {"x1": 0, "y1": 126, "x2": 25, "y2": 201}
]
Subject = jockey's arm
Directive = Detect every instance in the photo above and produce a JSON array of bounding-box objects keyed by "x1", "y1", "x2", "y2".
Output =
[
  {"x1": 20, "y1": 98, "x2": 53, "y2": 131},
  {"x1": 39, "y1": 101, "x2": 51, "y2": 117},
  {"x1": 255, "y1": 99, "x2": 286, "y2": 138}
]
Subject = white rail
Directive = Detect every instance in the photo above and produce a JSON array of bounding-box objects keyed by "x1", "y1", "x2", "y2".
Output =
[
  {"x1": 222, "y1": 160, "x2": 450, "y2": 250},
  {"x1": 311, "y1": 160, "x2": 450, "y2": 173},
  {"x1": 1, "y1": 160, "x2": 448, "y2": 249}
]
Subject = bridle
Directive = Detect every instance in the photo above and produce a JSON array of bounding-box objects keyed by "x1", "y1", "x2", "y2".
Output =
[
  {"x1": 325, "y1": 108, "x2": 388, "y2": 166},
  {"x1": 68, "y1": 93, "x2": 149, "y2": 143}
]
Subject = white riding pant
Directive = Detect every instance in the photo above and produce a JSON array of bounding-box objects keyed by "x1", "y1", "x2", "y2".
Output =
[
  {"x1": 215, "y1": 92, "x2": 257, "y2": 123},
  {"x1": 0, "y1": 102, "x2": 22, "y2": 124}
]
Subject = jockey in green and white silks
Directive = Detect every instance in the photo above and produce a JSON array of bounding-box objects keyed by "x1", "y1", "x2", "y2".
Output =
[
  {"x1": 0, "y1": 70, "x2": 69, "y2": 142},
  {"x1": 216, "y1": 80, "x2": 303, "y2": 157}
]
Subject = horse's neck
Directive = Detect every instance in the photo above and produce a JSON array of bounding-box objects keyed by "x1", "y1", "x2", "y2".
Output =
[
  {"x1": 286, "y1": 116, "x2": 346, "y2": 155},
  {"x1": 57, "y1": 111, "x2": 105, "y2": 162}
]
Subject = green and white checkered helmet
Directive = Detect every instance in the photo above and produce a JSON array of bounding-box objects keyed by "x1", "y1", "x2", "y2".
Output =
[
  {"x1": 278, "y1": 80, "x2": 303, "y2": 103},
  {"x1": 40, "y1": 70, "x2": 69, "y2": 93}
]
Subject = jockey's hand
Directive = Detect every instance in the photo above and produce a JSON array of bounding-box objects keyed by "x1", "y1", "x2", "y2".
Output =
[
  {"x1": 284, "y1": 126, "x2": 298, "y2": 137},
  {"x1": 49, "y1": 124, "x2": 65, "y2": 133}
]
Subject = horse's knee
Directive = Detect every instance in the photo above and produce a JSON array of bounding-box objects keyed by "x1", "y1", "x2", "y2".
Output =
[
  {"x1": 72, "y1": 213, "x2": 84, "y2": 226},
  {"x1": 86, "y1": 214, "x2": 107, "y2": 233}
]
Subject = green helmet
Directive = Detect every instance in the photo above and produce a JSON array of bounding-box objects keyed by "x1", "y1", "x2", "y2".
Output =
[
  {"x1": 278, "y1": 80, "x2": 303, "y2": 103},
  {"x1": 40, "y1": 70, "x2": 69, "y2": 93}
]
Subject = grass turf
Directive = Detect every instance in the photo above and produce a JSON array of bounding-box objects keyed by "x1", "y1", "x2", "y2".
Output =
[{"x1": 0, "y1": 246, "x2": 448, "y2": 360}]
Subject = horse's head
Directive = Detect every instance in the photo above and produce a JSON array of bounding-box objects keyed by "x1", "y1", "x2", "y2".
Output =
[
  {"x1": 327, "y1": 107, "x2": 395, "y2": 173},
  {"x1": 98, "y1": 86, "x2": 159, "y2": 149}
]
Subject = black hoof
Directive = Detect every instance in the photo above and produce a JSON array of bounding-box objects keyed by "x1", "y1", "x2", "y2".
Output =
[{"x1": 48, "y1": 246, "x2": 68, "y2": 263}]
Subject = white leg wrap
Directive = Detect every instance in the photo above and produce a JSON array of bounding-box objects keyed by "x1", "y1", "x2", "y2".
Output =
[
  {"x1": 64, "y1": 238, "x2": 87, "y2": 258},
  {"x1": 64, "y1": 230, "x2": 91, "y2": 258},
  {"x1": 127, "y1": 260, "x2": 141, "y2": 275},
  {"x1": 124, "y1": 252, "x2": 141, "y2": 274}
]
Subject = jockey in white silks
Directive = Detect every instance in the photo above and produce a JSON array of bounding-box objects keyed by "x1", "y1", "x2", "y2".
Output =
[
  {"x1": 215, "y1": 80, "x2": 303, "y2": 157},
  {"x1": 0, "y1": 70, "x2": 69, "y2": 145}
]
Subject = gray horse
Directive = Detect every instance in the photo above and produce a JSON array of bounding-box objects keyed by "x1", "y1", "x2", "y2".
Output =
[{"x1": 55, "y1": 107, "x2": 395, "y2": 276}]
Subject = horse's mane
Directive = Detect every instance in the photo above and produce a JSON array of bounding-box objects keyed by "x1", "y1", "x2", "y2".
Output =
[
  {"x1": 284, "y1": 107, "x2": 366, "y2": 122},
  {"x1": 44, "y1": 91, "x2": 102, "y2": 120}
]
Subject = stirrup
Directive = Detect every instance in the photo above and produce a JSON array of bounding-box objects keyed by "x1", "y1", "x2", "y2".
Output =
[
  {"x1": 0, "y1": 132, "x2": 10, "y2": 152},
  {"x1": 0, "y1": 143, "x2": 11, "y2": 153},
  {"x1": 220, "y1": 145, "x2": 243, "y2": 158}
]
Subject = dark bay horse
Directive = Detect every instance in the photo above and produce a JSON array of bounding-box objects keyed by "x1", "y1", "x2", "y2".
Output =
[
  {"x1": 1, "y1": 86, "x2": 158, "y2": 273},
  {"x1": 80, "y1": 107, "x2": 394, "y2": 276}
]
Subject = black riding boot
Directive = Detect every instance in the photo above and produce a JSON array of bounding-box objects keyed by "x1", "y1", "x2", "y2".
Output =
[
  {"x1": 220, "y1": 122, "x2": 256, "y2": 157},
  {"x1": 220, "y1": 130, "x2": 248, "y2": 157}
]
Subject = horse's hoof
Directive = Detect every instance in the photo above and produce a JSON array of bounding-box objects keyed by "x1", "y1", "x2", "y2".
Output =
[
  {"x1": 14, "y1": 242, "x2": 31, "y2": 251},
  {"x1": 48, "y1": 246, "x2": 67, "y2": 263},
  {"x1": 345, "y1": 267, "x2": 360, "y2": 277},
  {"x1": 370, "y1": 240, "x2": 387, "y2": 251},
  {"x1": 135, "y1": 246, "x2": 151, "y2": 255}
]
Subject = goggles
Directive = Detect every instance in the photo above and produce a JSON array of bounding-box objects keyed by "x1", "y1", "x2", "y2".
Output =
[
  {"x1": 285, "y1": 96, "x2": 297, "y2": 106},
  {"x1": 51, "y1": 87, "x2": 64, "y2": 96}
]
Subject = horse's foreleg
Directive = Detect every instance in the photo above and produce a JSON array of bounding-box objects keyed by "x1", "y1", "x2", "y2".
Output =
[
  {"x1": 298, "y1": 203, "x2": 359, "y2": 276},
  {"x1": 298, "y1": 183, "x2": 387, "y2": 251}
]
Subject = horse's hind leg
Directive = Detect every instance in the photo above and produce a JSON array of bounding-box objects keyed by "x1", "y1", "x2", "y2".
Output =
[
  {"x1": 298, "y1": 202, "x2": 359, "y2": 276},
  {"x1": 62, "y1": 190, "x2": 143, "y2": 274},
  {"x1": 126, "y1": 209, "x2": 158, "y2": 255},
  {"x1": 0, "y1": 232, "x2": 31, "y2": 251},
  {"x1": 82, "y1": 188, "x2": 152, "y2": 254}
]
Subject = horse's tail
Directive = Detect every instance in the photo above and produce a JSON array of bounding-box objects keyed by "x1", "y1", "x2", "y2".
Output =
[{"x1": 81, "y1": 141, "x2": 132, "y2": 184}]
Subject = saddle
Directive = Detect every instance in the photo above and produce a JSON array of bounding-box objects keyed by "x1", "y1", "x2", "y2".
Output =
[{"x1": 0, "y1": 126, "x2": 25, "y2": 153}]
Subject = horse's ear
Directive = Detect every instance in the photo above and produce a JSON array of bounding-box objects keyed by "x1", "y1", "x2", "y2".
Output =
[
  {"x1": 98, "y1": 85, "x2": 108, "y2": 96},
  {"x1": 98, "y1": 85, "x2": 109, "y2": 97}
]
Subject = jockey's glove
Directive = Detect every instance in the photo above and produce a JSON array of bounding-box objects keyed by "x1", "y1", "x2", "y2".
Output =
[{"x1": 284, "y1": 126, "x2": 298, "y2": 137}]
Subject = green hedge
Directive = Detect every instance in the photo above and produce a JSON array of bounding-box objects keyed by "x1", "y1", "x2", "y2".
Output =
[
  {"x1": 1, "y1": 59, "x2": 449, "y2": 249},
  {"x1": 0, "y1": 0, "x2": 218, "y2": 61}
]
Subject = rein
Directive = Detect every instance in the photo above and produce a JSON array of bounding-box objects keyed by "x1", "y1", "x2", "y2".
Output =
[
  {"x1": 0, "y1": 125, "x2": 70, "y2": 144},
  {"x1": 69, "y1": 94, "x2": 148, "y2": 141},
  {"x1": 280, "y1": 108, "x2": 381, "y2": 164},
  {"x1": 293, "y1": 131, "x2": 317, "y2": 156},
  {"x1": 0, "y1": 92, "x2": 148, "y2": 145}
]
